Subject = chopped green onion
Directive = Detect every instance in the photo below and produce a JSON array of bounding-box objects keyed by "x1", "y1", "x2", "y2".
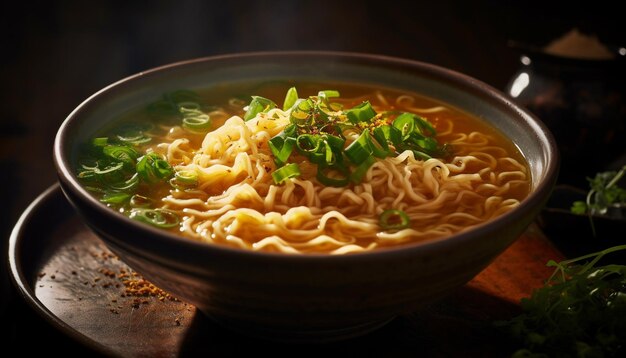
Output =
[
  {"x1": 170, "y1": 170, "x2": 198, "y2": 190},
  {"x1": 316, "y1": 164, "x2": 350, "y2": 187},
  {"x1": 296, "y1": 134, "x2": 323, "y2": 153},
  {"x1": 324, "y1": 141, "x2": 335, "y2": 164},
  {"x1": 379, "y1": 209, "x2": 411, "y2": 230},
  {"x1": 269, "y1": 125, "x2": 297, "y2": 165},
  {"x1": 177, "y1": 102, "x2": 212, "y2": 132},
  {"x1": 373, "y1": 125, "x2": 402, "y2": 147},
  {"x1": 174, "y1": 170, "x2": 198, "y2": 185},
  {"x1": 413, "y1": 114, "x2": 437, "y2": 137},
  {"x1": 177, "y1": 101, "x2": 201, "y2": 111},
  {"x1": 106, "y1": 173, "x2": 139, "y2": 192},
  {"x1": 244, "y1": 96, "x2": 276, "y2": 121},
  {"x1": 369, "y1": 131, "x2": 390, "y2": 158},
  {"x1": 78, "y1": 159, "x2": 132, "y2": 187},
  {"x1": 408, "y1": 149, "x2": 432, "y2": 161},
  {"x1": 117, "y1": 135, "x2": 151, "y2": 145},
  {"x1": 406, "y1": 133, "x2": 432, "y2": 150},
  {"x1": 269, "y1": 136, "x2": 296, "y2": 166},
  {"x1": 130, "y1": 194, "x2": 152, "y2": 208},
  {"x1": 345, "y1": 130, "x2": 373, "y2": 165},
  {"x1": 324, "y1": 134, "x2": 346, "y2": 152},
  {"x1": 102, "y1": 145, "x2": 139, "y2": 167},
  {"x1": 92, "y1": 161, "x2": 125, "y2": 175},
  {"x1": 290, "y1": 98, "x2": 314, "y2": 126},
  {"x1": 100, "y1": 192, "x2": 131, "y2": 205},
  {"x1": 92, "y1": 137, "x2": 108, "y2": 147},
  {"x1": 136, "y1": 152, "x2": 174, "y2": 184},
  {"x1": 182, "y1": 113, "x2": 211, "y2": 132},
  {"x1": 314, "y1": 104, "x2": 331, "y2": 123},
  {"x1": 393, "y1": 113, "x2": 416, "y2": 139},
  {"x1": 83, "y1": 185, "x2": 106, "y2": 194},
  {"x1": 114, "y1": 123, "x2": 153, "y2": 145},
  {"x1": 283, "y1": 87, "x2": 298, "y2": 110},
  {"x1": 350, "y1": 156, "x2": 376, "y2": 184},
  {"x1": 345, "y1": 101, "x2": 377, "y2": 123},
  {"x1": 318, "y1": 90, "x2": 340, "y2": 99},
  {"x1": 130, "y1": 208, "x2": 179, "y2": 228},
  {"x1": 272, "y1": 163, "x2": 301, "y2": 184},
  {"x1": 393, "y1": 113, "x2": 437, "y2": 138}
]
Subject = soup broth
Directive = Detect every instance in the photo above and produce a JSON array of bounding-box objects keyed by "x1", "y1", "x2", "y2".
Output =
[{"x1": 76, "y1": 81, "x2": 530, "y2": 254}]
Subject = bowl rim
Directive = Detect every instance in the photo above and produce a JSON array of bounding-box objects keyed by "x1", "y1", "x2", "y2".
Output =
[{"x1": 54, "y1": 50, "x2": 559, "y2": 263}]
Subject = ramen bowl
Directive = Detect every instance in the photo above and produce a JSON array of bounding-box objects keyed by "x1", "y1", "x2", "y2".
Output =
[{"x1": 53, "y1": 51, "x2": 558, "y2": 342}]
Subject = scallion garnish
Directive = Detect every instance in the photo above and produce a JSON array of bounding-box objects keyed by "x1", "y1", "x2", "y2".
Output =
[
  {"x1": 272, "y1": 163, "x2": 301, "y2": 184},
  {"x1": 318, "y1": 90, "x2": 340, "y2": 99},
  {"x1": 115, "y1": 123, "x2": 153, "y2": 145},
  {"x1": 130, "y1": 194, "x2": 153, "y2": 208},
  {"x1": 178, "y1": 101, "x2": 212, "y2": 132},
  {"x1": 264, "y1": 87, "x2": 449, "y2": 187},
  {"x1": 170, "y1": 169, "x2": 198, "y2": 190},
  {"x1": 102, "y1": 145, "x2": 139, "y2": 167},
  {"x1": 91, "y1": 161, "x2": 125, "y2": 175},
  {"x1": 136, "y1": 152, "x2": 174, "y2": 184},
  {"x1": 269, "y1": 132, "x2": 297, "y2": 166},
  {"x1": 345, "y1": 131, "x2": 374, "y2": 165},
  {"x1": 290, "y1": 98, "x2": 315, "y2": 126},
  {"x1": 244, "y1": 96, "x2": 276, "y2": 121},
  {"x1": 345, "y1": 101, "x2": 377, "y2": 123},
  {"x1": 106, "y1": 173, "x2": 139, "y2": 192},
  {"x1": 174, "y1": 170, "x2": 198, "y2": 185},
  {"x1": 146, "y1": 90, "x2": 215, "y2": 130},
  {"x1": 379, "y1": 209, "x2": 411, "y2": 230},
  {"x1": 92, "y1": 137, "x2": 108, "y2": 147},
  {"x1": 283, "y1": 87, "x2": 298, "y2": 111},
  {"x1": 350, "y1": 156, "x2": 376, "y2": 184},
  {"x1": 182, "y1": 113, "x2": 211, "y2": 132},
  {"x1": 316, "y1": 164, "x2": 351, "y2": 187},
  {"x1": 100, "y1": 192, "x2": 131, "y2": 205},
  {"x1": 130, "y1": 208, "x2": 179, "y2": 228}
]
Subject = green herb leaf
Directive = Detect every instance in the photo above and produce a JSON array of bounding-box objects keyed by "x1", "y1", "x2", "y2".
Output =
[
  {"x1": 570, "y1": 165, "x2": 626, "y2": 236},
  {"x1": 497, "y1": 245, "x2": 626, "y2": 357}
]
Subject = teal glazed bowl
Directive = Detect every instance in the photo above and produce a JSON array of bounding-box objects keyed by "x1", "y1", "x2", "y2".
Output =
[{"x1": 54, "y1": 51, "x2": 559, "y2": 342}]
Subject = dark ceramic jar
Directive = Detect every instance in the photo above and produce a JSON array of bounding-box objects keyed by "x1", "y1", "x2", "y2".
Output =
[{"x1": 506, "y1": 49, "x2": 626, "y2": 187}]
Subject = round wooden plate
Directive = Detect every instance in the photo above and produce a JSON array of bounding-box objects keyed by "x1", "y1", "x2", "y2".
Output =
[{"x1": 8, "y1": 184, "x2": 562, "y2": 357}]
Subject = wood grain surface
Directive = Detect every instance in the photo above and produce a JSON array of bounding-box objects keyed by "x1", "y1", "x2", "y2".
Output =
[{"x1": 12, "y1": 186, "x2": 563, "y2": 357}]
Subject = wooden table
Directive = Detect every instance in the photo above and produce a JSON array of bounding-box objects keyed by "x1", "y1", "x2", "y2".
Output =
[{"x1": 9, "y1": 185, "x2": 564, "y2": 357}]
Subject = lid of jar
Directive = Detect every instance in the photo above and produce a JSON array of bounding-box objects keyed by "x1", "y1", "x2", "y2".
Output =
[{"x1": 508, "y1": 28, "x2": 625, "y2": 70}]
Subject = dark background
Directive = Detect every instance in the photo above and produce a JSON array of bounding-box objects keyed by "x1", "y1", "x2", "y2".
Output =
[{"x1": 1, "y1": 0, "x2": 622, "y2": 352}]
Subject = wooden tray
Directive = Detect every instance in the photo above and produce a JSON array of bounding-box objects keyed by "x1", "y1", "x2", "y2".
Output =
[{"x1": 8, "y1": 184, "x2": 564, "y2": 357}]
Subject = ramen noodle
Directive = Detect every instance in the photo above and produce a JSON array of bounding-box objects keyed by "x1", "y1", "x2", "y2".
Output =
[{"x1": 75, "y1": 82, "x2": 530, "y2": 254}]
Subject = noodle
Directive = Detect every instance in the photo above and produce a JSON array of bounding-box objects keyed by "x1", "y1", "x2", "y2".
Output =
[
  {"x1": 79, "y1": 84, "x2": 530, "y2": 255},
  {"x1": 158, "y1": 102, "x2": 528, "y2": 254}
]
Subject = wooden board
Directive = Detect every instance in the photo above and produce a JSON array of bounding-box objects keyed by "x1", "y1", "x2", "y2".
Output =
[{"x1": 10, "y1": 185, "x2": 564, "y2": 357}]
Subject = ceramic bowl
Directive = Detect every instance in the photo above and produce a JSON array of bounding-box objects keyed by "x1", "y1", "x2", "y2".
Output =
[{"x1": 53, "y1": 51, "x2": 559, "y2": 342}]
